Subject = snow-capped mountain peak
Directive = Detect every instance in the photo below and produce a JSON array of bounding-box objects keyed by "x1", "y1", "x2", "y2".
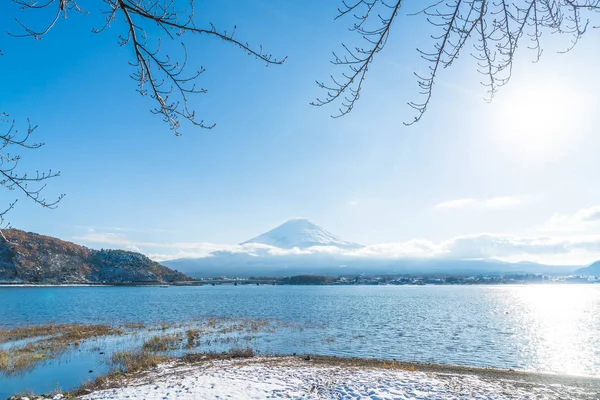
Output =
[{"x1": 241, "y1": 218, "x2": 363, "y2": 250}]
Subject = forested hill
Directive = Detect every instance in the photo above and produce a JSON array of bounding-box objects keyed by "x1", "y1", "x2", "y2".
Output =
[{"x1": 0, "y1": 229, "x2": 190, "y2": 284}]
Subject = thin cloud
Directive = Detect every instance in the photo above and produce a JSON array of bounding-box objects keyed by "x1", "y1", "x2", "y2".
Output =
[
  {"x1": 74, "y1": 225, "x2": 173, "y2": 234},
  {"x1": 484, "y1": 196, "x2": 522, "y2": 208},
  {"x1": 542, "y1": 205, "x2": 600, "y2": 232},
  {"x1": 434, "y1": 198, "x2": 476, "y2": 209},
  {"x1": 574, "y1": 206, "x2": 600, "y2": 223},
  {"x1": 435, "y1": 196, "x2": 522, "y2": 210},
  {"x1": 73, "y1": 229, "x2": 600, "y2": 265},
  {"x1": 72, "y1": 204, "x2": 600, "y2": 266},
  {"x1": 74, "y1": 231, "x2": 317, "y2": 259}
]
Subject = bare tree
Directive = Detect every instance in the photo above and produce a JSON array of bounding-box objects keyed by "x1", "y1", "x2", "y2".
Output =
[
  {"x1": 2, "y1": 0, "x2": 285, "y2": 224},
  {"x1": 0, "y1": 115, "x2": 64, "y2": 229},
  {"x1": 313, "y1": 0, "x2": 600, "y2": 124},
  {"x1": 9, "y1": 0, "x2": 286, "y2": 135},
  {"x1": 7, "y1": 1, "x2": 598, "y2": 226}
]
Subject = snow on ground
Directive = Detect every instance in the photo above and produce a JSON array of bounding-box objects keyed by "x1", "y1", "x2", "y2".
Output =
[{"x1": 80, "y1": 357, "x2": 596, "y2": 400}]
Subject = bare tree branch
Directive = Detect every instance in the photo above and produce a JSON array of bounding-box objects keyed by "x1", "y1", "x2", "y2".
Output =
[
  {"x1": 311, "y1": 0, "x2": 403, "y2": 118},
  {"x1": 316, "y1": 0, "x2": 600, "y2": 124},
  {"x1": 9, "y1": 0, "x2": 286, "y2": 135},
  {"x1": 0, "y1": 115, "x2": 64, "y2": 227}
]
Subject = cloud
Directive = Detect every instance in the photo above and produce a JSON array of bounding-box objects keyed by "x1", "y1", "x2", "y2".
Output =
[
  {"x1": 438, "y1": 234, "x2": 574, "y2": 259},
  {"x1": 75, "y1": 226, "x2": 173, "y2": 234},
  {"x1": 347, "y1": 199, "x2": 361, "y2": 207},
  {"x1": 349, "y1": 233, "x2": 600, "y2": 265},
  {"x1": 434, "y1": 198, "x2": 476, "y2": 209},
  {"x1": 74, "y1": 231, "x2": 326, "y2": 261},
  {"x1": 73, "y1": 228, "x2": 600, "y2": 265},
  {"x1": 73, "y1": 205, "x2": 600, "y2": 266},
  {"x1": 348, "y1": 239, "x2": 439, "y2": 258},
  {"x1": 484, "y1": 196, "x2": 522, "y2": 208},
  {"x1": 542, "y1": 205, "x2": 600, "y2": 233},
  {"x1": 435, "y1": 196, "x2": 522, "y2": 210},
  {"x1": 574, "y1": 206, "x2": 600, "y2": 223}
]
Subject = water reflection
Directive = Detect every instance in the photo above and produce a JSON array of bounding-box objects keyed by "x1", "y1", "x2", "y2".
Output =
[
  {"x1": 2, "y1": 284, "x2": 600, "y2": 398},
  {"x1": 503, "y1": 285, "x2": 600, "y2": 376}
]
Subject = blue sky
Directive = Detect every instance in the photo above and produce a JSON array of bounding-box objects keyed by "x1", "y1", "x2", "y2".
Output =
[{"x1": 2, "y1": 1, "x2": 600, "y2": 264}]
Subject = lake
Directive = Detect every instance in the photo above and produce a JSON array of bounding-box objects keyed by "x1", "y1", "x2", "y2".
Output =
[{"x1": 1, "y1": 284, "x2": 600, "y2": 397}]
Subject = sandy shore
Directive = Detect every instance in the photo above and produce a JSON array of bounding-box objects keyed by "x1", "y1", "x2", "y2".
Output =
[{"x1": 69, "y1": 356, "x2": 600, "y2": 400}]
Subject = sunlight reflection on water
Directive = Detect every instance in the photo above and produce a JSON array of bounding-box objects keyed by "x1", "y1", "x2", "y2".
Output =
[
  {"x1": 1, "y1": 283, "x2": 600, "y2": 397},
  {"x1": 501, "y1": 285, "x2": 600, "y2": 376}
]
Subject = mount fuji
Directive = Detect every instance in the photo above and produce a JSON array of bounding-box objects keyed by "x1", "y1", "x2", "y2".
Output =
[
  {"x1": 241, "y1": 218, "x2": 363, "y2": 250},
  {"x1": 162, "y1": 219, "x2": 579, "y2": 278}
]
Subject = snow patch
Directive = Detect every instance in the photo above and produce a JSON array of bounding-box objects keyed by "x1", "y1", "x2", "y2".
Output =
[
  {"x1": 241, "y1": 219, "x2": 363, "y2": 250},
  {"x1": 81, "y1": 357, "x2": 593, "y2": 400}
]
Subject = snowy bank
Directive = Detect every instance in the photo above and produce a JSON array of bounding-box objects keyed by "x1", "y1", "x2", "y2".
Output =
[{"x1": 74, "y1": 356, "x2": 599, "y2": 400}]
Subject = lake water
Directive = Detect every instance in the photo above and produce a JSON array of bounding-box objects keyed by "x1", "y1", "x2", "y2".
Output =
[{"x1": 1, "y1": 284, "x2": 600, "y2": 397}]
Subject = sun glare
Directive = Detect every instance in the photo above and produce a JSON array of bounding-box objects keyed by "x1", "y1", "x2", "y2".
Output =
[
  {"x1": 513, "y1": 285, "x2": 598, "y2": 376},
  {"x1": 492, "y1": 81, "x2": 588, "y2": 163}
]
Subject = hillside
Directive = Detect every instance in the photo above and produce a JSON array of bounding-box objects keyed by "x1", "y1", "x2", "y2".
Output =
[
  {"x1": 575, "y1": 261, "x2": 600, "y2": 276},
  {"x1": 164, "y1": 253, "x2": 578, "y2": 279},
  {"x1": 0, "y1": 229, "x2": 190, "y2": 284}
]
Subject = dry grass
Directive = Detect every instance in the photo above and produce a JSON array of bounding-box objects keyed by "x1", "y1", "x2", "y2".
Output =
[
  {"x1": 0, "y1": 325, "x2": 51, "y2": 343},
  {"x1": 0, "y1": 317, "x2": 274, "y2": 376},
  {"x1": 110, "y1": 349, "x2": 168, "y2": 373},
  {"x1": 220, "y1": 319, "x2": 271, "y2": 334},
  {"x1": 182, "y1": 347, "x2": 255, "y2": 363},
  {"x1": 123, "y1": 322, "x2": 146, "y2": 330},
  {"x1": 0, "y1": 323, "x2": 120, "y2": 344},
  {"x1": 0, "y1": 317, "x2": 294, "y2": 382},
  {"x1": 186, "y1": 329, "x2": 199, "y2": 348},
  {"x1": 227, "y1": 347, "x2": 255, "y2": 358},
  {"x1": 70, "y1": 372, "x2": 124, "y2": 398},
  {"x1": 0, "y1": 345, "x2": 49, "y2": 376},
  {"x1": 201, "y1": 318, "x2": 281, "y2": 335},
  {"x1": 159, "y1": 323, "x2": 171, "y2": 331},
  {"x1": 71, "y1": 349, "x2": 168, "y2": 397},
  {"x1": 6, "y1": 389, "x2": 36, "y2": 400},
  {"x1": 62, "y1": 325, "x2": 121, "y2": 342},
  {"x1": 142, "y1": 334, "x2": 181, "y2": 352},
  {"x1": 302, "y1": 355, "x2": 433, "y2": 373},
  {"x1": 0, "y1": 324, "x2": 123, "y2": 376},
  {"x1": 0, "y1": 351, "x2": 10, "y2": 371},
  {"x1": 381, "y1": 360, "x2": 414, "y2": 370},
  {"x1": 73, "y1": 346, "x2": 256, "y2": 398}
]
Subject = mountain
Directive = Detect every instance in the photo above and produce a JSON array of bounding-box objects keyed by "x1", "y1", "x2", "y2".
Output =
[
  {"x1": 163, "y1": 219, "x2": 578, "y2": 278},
  {"x1": 575, "y1": 261, "x2": 600, "y2": 276},
  {"x1": 241, "y1": 218, "x2": 363, "y2": 250},
  {"x1": 0, "y1": 229, "x2": 190, "y2": 284},
  {"x1": 165, "y1": 253, "x2": 578, "y2": 279}
]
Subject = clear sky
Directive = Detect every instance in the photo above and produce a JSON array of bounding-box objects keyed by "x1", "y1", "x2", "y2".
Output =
[{"x1": 2, "y1": 1, "x2": 600, "y2": 265}]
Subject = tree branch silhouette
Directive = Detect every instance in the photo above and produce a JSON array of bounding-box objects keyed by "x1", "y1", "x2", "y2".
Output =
[
  {"x1": 315, "y1": 0, "x2": 600, "y2": 124},
  {"x1": 0, "y1": 115, "x2": 64, "y2": 227},
  {"x1": 10, "y1": 0, "x2": 286, "y2": 135}
]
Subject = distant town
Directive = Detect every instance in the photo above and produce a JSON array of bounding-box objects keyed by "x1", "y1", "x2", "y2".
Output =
[{"x1": 186, "y1": 273, "x2": 600, "y2": 286}]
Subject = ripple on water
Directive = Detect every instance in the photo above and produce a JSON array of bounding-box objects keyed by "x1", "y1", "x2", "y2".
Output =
[{"x1": 0, "y1": 284, "x2": 599, "y2": 397}]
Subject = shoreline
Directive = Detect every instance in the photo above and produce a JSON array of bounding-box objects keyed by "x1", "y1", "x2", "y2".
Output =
[
  {"x1": 65, "y1": 355, "x2": 600, "y2": 400},
  {"x1": 1, "y1": 282, "x2": 599, "y2": 288},
  {"x1": 0, "y1": 283, "x2": 172, "y2": 287},
  {"x1": 0, "y1": 284, "x2": 113, "y2": 287},
  {"x1": 301, "y1": 355, "x2": 600, "y2": 386}
]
